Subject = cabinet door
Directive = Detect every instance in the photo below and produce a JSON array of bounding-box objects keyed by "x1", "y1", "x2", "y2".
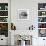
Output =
[{"x1": 38, "y1": 38, "x2": 46, "y2": 46}]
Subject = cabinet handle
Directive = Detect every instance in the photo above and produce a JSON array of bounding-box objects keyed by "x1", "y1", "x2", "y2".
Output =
[
  {"x1": 43, "y1": 39, "x2": 45, "y2": 40},
  {"x1": 1, "y1": 39, "x2": 3, "y2": 40}
]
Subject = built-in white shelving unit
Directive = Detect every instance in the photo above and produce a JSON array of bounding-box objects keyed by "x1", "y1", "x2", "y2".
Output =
[
  {"x1": 38, "y1": 3, "x2": 46, "y2": 37},
  {"x1": 0, "y1": 3, "x2": 8, "y2": 38},
  {"x1": 0, "y1": 0, "x2": 9, "y2": 45}
]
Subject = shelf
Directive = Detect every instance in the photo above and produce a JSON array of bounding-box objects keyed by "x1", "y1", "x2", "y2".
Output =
[
  {"x1": 0, "y1": 16, "x2": 8, "y2": 17},
  {"x1": 38, "y1": 16, "x2": 46, "y2": 17},
  {"x1": 0, "y1": 10, "x2": 8, "y2": 11},
  {"x1": 0, "y1": 22, "x2": 8, "y2": 23},
  {"x1": 38, "y1": 28, "x2": 46, "y2": 29},
  {"x1": 38, "y1": 22, "x2": 46, "y2": 23},
  {"x1": 38, "y1": 10, "x2": 46, "y2": 11}
]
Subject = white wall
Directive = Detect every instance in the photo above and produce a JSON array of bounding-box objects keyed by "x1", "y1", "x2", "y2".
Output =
[
  {"x1": 11, "y1": 0, "x2": 38, "y2": 30},
  {"x1": 11, "y1": 0, "x2": 46, "y2": 46},
  {"x1": 11, "y1": 0, "x2": 46, "y2": 30}
]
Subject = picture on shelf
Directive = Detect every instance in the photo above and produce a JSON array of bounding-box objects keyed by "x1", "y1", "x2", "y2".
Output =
[
  {"x1": 18, "y1": 9, "x2": 29, "y2": 20},
  {"x1": 38, "y1": 29, "x2": 46, "y2": 37},
  {"x1": 0, "y1": 11, "x2": 8, "y2": 16},
  {"x1": 5, "y1": 6, "x2": 8, "y2": 10},
  {"x1": 38, "y1": 23, "x2": 46, "y2": 28},
  {"x1": 0, "y1": 17, "x2": 8, "y2": 22},
  {"x1": 38, "y1": 17, "x2": 46, "y2": 22},
  {"x1": 0, "y1": 3, "x2": 8, "y2": 10},
  {"x1": 0, "y1": 23, "x2": 8, "y2": 37},
  {"x1": 38, "y1": 11, "x2": 46, "y2": 16},
  {"x1": 38, "y1": 3, "x2": 46, "y2": 10}
]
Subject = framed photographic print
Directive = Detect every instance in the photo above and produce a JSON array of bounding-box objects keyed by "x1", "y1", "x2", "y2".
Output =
[
  {"x1": 17, "y1": 9, "x2": 29, "y2": 20},
  {"x1": 38, "y1": 29, "x2": 46, "y2": 37}
]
